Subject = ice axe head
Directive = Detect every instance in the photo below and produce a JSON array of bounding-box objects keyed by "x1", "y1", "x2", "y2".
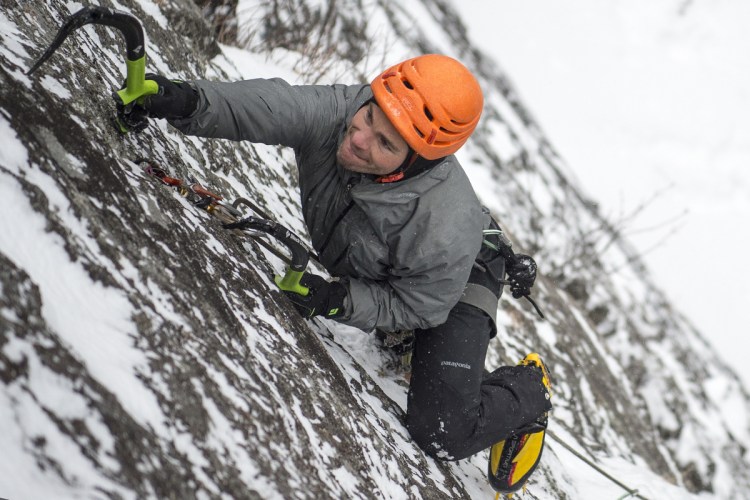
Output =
[{"x1": 26, "y1": 6, "x2": 159, "y2": 132}]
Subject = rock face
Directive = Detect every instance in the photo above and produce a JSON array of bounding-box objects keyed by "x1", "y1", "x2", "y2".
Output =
[{"x1": 1, "y1": 1, "x2": 749, "y2": 499}]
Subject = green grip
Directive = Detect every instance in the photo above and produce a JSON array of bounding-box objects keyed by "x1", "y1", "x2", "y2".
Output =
[
  {"x1": 115, "y1": 55, "x2": 159, "y2": 105},
  {"x1": 275, "y1": 269, "x2": 310, "y2": 296}
]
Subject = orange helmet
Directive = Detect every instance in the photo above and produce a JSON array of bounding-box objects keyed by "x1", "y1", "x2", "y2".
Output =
[{"x1": 371, "y1": 54, "x2": 483, "y2": 160}]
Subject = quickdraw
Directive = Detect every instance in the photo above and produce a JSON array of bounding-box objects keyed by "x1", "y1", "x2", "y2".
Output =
[
  {"x1": 26, "y1": 6, "x2": 159, "y2": 133},
  {"x1": 136, "y1": 158, "x2": 313, "y2": 296},
  {"x1": 138, "y1": 158, "x2": 231, "y2": 216}
]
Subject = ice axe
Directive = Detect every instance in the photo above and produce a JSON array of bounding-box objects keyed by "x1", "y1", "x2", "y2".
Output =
[
  {"x1": 26, "y1": 5, "x2": 159, "y2": 133},
  {"x1": 223, "y1": 215, "x2": 312, "y2": 297}
]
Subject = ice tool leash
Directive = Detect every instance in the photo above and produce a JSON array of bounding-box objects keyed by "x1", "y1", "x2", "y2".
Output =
[
  {"x1": 137, "y1": 158, "x2": 315, "y2": 298},
  {"x1": 26, "y1": 6, "x2": 159, "y2": 134}
]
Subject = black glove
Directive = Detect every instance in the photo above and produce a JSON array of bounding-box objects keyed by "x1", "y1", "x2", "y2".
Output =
[
  {"x1": 141, "y1": 74, "x2": 200, "y2": 119},
  {"x1": 506, "y1": 254, "x2": 537, "y2": 299},
  {"x1": 283, "y1": 273, "x2": 348, "y2": 319},
  {"x1": 116, "y1": 74, "x2": 199, "y2": 122}
]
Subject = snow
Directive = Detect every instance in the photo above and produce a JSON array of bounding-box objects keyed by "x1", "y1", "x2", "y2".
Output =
[
  {"x1": 39, "y1": 74, "x2": 72, "y2": 99},
  {"x1": 460, "y1": 0, "x2": 750, "y2": 388},
  {"x1": 0, "y1": 174, "x2": 168, "y2": 434},
  {"x1": 128, "y1": 0, "x2": 169, "y2": 29},
  {"x1": 0, "y1": 113, "x2": 28, "y2": 167}
]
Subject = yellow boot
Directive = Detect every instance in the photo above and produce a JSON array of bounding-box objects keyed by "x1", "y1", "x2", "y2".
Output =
[
  {"x1": 519, "y1": 353, "x2": 552, "y2": 396},
  {"x1": 487, "y1": 353, "x2": 551, "y2": 495}
]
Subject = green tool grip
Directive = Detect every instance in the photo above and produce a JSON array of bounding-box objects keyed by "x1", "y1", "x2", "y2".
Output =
[
  {"x1": 274, "y1": 269, "x2": 309, "y2": 296},
  {"x1": 115, "y1": 55, "x2": 159, "y2": 105}
]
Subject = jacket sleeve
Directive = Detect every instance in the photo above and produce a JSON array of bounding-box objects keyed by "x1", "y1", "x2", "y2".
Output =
[
  {"x1": 169, "y1": 78, "x2": 338, "y2": 149},
  {"x1": 343, "y1": 254, "x2": 476, "y2": 332},
  {"x1": 343, "y1": 197, "x2": 486, "y2": 332}
]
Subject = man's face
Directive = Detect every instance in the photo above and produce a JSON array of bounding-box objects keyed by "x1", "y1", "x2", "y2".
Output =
[{"x1": 337, "y1": 102, "x2": 410, "y2": 175}]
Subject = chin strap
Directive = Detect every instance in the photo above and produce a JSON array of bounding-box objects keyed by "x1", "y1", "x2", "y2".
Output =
[
  {"x1": 375, "y1": 151, "x2": 419, "y2": 184},
  {"x1": 375, "y1": 171, "x2": 405, "y2": 183}
]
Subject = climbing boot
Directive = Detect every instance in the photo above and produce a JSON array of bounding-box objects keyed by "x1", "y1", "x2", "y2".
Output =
[
  {"x1": 488, "y1": 353, "x2": 551, "y2": 496},
  {"x1": 375, "y1": 329, "x2": 415, "y2": 371}
]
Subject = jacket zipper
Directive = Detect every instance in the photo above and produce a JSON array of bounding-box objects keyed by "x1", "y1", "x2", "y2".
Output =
[
  {"x1": 318, "y1": 181, "x2": 356, "y2": 259},
  {"x1": 318, "y1": 197, "x2": 355, "y2": 259}
]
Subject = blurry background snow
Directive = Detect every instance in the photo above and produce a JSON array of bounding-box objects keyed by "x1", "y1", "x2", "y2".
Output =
[{"x1": 461, "y1": 0, "x2": 750, "y2": 387}]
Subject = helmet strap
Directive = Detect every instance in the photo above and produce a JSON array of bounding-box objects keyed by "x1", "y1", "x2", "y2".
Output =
[
  {"x1": 375, "y1": 171, "x2": 405, "y2": 183},
  {"x1": 376, "y1": 151, "x2": 446, "y2": 184},
  {"x1": 375, "y1": 150, "x2": 419, "y2": 183}
]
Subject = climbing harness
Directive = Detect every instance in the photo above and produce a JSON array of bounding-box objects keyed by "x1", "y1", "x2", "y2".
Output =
[
  {"x1": 379, "y1": 227, "x2": 547, "y2": 374},
  {"x1": 26, "y1": 6, "x2": 159, "y2": 133}
]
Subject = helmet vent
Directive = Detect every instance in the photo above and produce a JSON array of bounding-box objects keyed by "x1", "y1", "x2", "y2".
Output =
[
  {"x1": 402, "y1": 79, "x2": 414, "y2": 90},
  {"x1": 423, "y1": 106, "x2": 434, "y2": 122}
]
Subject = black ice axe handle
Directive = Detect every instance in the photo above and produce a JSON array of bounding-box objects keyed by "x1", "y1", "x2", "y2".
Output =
[
  {"x1": 224, "y1": 216, "x2": 310, "y2": 273},
  {"x1": 223, "y1": 216, "x2": 312, "y2": 296}
]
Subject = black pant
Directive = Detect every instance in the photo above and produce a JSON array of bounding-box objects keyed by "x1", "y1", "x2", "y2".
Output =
[{"x1": 405, "y1": 250, "x2": 552, "y2": 461}]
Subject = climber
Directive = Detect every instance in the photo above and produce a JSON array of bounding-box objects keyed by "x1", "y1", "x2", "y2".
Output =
[
  {"x1": 130, "y1": 54, "x2": 551, "y2": 493},
  {"x1": 131, "y1": 54, "x2": 486, "y2": 333}
]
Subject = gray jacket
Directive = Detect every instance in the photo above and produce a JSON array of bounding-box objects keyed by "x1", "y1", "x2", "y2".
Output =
[{"x1": 171, "y1": 79, "x2": 486, "y2": 331}]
